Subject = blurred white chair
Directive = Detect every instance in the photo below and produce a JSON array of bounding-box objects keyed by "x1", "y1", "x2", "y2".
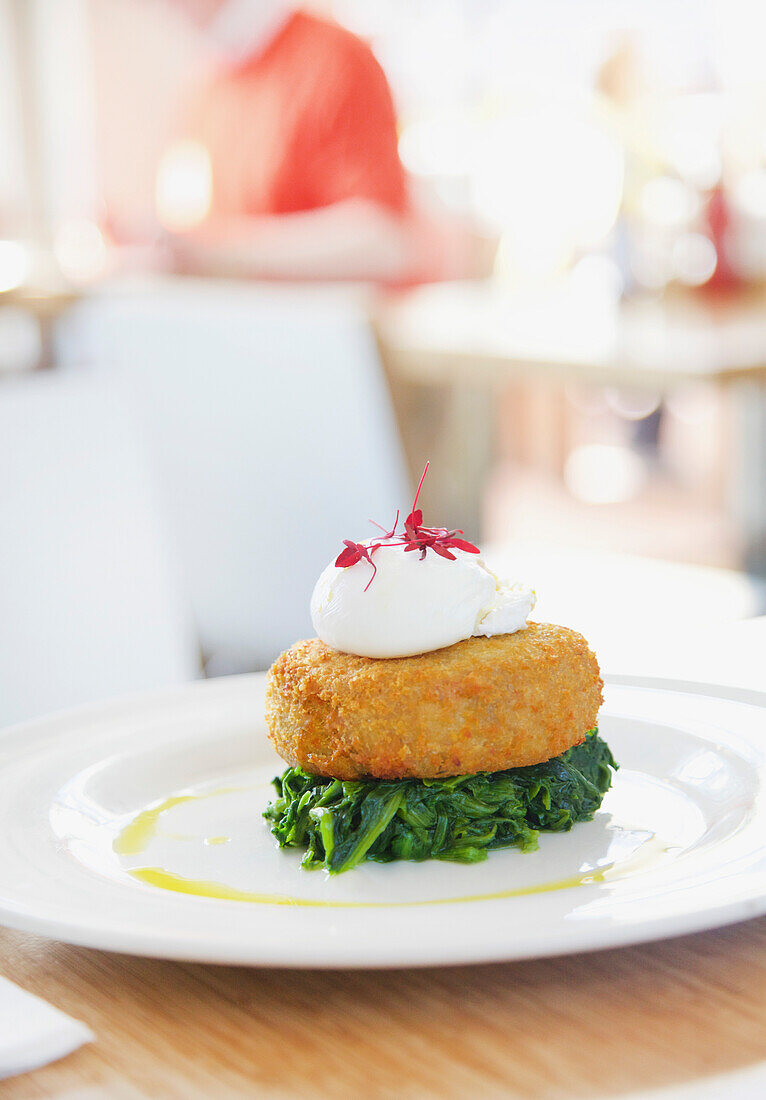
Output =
[
  {"x1": 58, "y1": 278, "x2": 409, "y2": 672},
  {"x1": 0, "y1": 373, "x2": 201, "y2": 727}
]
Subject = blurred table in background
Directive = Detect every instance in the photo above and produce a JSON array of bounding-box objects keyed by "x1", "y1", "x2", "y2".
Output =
[
  {"x1": 377, "y1": 280, "x2": 766, "y2": 388},
  {"x1": 375, "y1": 280, "x2": 766, "y2": 566}
]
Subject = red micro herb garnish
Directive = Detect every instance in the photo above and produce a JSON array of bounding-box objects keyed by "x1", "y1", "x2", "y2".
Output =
[{"x1": 333, "y1": 461, "x2": 479, "y2": 589}]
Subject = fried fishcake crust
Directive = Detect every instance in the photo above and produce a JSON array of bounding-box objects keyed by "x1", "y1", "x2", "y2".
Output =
[{"x1": 265, "y1": 623, "x2": 603, "y2": 779}]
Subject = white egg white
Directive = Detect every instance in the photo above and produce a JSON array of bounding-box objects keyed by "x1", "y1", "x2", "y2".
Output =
[{"x1": 310, "y1": 543, "x2": 535, "y2": 658}]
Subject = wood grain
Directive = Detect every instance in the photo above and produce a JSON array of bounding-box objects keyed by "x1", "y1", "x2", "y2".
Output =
[{"x1": 2, "y1": 917, "x2": 766, "y2": 1099}]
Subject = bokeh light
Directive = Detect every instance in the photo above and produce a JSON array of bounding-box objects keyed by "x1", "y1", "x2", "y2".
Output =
[
  {"x1": 564, "y1": 444, "x2": 646, "y2": 504},
  {"x1": 640, "y1": 177, "x2": 700, "y2": 231},
  {"x1": 0, "y1": 240, "x2": 31, "y2": 293},
  {"x1": 672, "y1": 233, "x2": 717, "y2": 286},
  {"x1": 155, "y1": 140, "x2": 212, "y2": 232},
  {"x1": 54, "y1": 220, "x2": 107, "y2": 284}
]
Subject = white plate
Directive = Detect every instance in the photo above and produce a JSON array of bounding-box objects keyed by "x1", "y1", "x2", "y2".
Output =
[{"x1": 0, "y1": 675, "x2": 764, "y2": 968}]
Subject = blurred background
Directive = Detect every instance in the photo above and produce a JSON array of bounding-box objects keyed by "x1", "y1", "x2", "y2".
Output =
[{"x1": 2, "y1": 0, "x2": 766, "y2": 725}]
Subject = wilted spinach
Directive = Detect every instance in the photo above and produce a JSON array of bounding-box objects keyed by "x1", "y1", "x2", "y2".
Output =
[{"x1": 264, "y1": 730, "x2": 617, "y2": 874}]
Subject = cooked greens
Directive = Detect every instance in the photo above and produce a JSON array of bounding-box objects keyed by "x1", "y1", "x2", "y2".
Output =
[{"x1": 264, "y1": 730, "x2": 617, "y2": 874}]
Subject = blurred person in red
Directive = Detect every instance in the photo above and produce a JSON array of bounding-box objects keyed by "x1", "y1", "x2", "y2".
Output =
[{"x1": 160, "y1": 0, "x2": 477, "y2": 282}]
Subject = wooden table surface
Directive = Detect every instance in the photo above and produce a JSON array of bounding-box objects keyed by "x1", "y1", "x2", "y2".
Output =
[
  {"x1": 375, "y1": 280, "x2": 766, "y2": 389},
  {"x1": 3, "y1": 916, "x2": 766, "y2": 1100}
]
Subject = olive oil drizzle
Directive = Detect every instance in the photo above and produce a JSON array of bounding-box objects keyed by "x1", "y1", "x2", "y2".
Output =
[
  {"x1": 128, "y1": 864, "x2": 610, "y2": 907},
  {"x1": 113, "y1": 788, "x2": 242, "y2": 856},
  {"x1": 115, "y1": 784, "x2": 668, "y2": 909}
]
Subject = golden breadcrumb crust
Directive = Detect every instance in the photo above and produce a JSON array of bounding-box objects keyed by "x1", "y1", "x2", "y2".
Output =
[{"x1": 265, "y1": 623, "x2": 603, "y2": 779}]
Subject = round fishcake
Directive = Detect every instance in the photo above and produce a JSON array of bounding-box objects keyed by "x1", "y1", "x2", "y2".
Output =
[{"x1": 265, "y1": 623, "x2": 603, "y2": 779}]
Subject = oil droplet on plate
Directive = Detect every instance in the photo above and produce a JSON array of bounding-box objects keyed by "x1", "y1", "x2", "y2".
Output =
[{"x1": 113, "y1": 788, "x2": 243, "y2": 856}]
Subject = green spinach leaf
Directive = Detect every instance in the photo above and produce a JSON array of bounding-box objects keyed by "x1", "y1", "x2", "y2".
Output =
[{"x1": 264, "y1": 730, "x2": 617, "y2": 874}]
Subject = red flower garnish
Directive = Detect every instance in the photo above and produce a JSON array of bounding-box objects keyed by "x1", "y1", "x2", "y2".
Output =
[
  {"x1": 334, "y1": 539, "x2": 379, "y2": 590},
  {"x1": 334, "y1": 462, "x2": 479, "y2": 589}
]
